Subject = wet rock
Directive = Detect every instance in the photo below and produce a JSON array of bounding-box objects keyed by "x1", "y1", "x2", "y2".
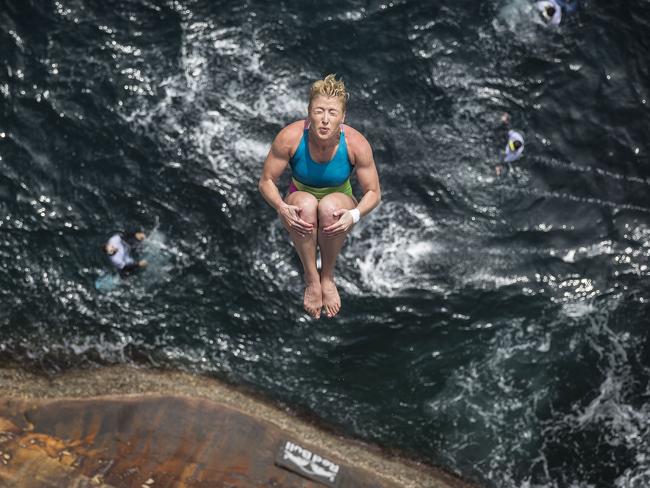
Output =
[
  {"x1": 0, "y1": 396, "x2": 405, "y2": 487},
  {"x1": 0, "y1": 366, "x2": 476, "y2": 488}
]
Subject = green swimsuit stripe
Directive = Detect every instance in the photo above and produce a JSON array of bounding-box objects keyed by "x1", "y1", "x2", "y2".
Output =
[{"x1": 291, "y1": 177, "x2": 353, "y2": 200}]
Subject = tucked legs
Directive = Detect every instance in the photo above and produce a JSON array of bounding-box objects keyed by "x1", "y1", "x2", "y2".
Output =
[
  {"x1": 317, "y1": 193, "x2": 356, "y2": 318},
  {"x1": 284, "y1": 191, "x2": 321, "y2": 318},
  {"x1": 283, "y1": 191, "x2": 356, "y2": 319}
]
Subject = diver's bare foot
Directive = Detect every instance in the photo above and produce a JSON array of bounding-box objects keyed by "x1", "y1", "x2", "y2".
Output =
[
  {"x1": 321, "y1": 278, "x2": 341, "y2": 318},
  {"x1": 304, "y1": 281, "x2": 322, "y2": 319}
]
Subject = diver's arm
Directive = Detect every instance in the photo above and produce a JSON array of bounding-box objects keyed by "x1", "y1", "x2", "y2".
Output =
[
  {"x1": 258, "y1": 132, "x2": 292, "y2": 212},
  {"x1": 258, "y1": 123, "x2": 313, "y2": 234},
  {"x1": 348, "y1": 129, "x2": 381, "y2": 218}
]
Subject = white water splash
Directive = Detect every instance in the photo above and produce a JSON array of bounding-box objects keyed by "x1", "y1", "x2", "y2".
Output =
[
  {"x1": 117, "y1": 12, "x2": 306, "y2": 209},
  {"x1": 349, "y1": 201, "x2": 443, "y2": 296}
]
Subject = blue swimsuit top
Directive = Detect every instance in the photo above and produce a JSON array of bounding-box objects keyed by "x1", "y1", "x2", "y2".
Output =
[{"x1": 289, "y1": 129, "x2": 353, "y2": 188}]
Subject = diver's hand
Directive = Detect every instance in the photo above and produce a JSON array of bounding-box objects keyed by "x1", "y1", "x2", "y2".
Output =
[
  {"x1": 323, "y1": 209, "x2": 355, "y2": 237},
  {"x1": 278, "y1": 203, "x2": 313, "y2": 237}
]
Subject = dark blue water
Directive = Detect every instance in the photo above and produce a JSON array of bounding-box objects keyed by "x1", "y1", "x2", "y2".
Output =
[{"x1": 2, "y1": 1, "x2": 650, "y2": 486}]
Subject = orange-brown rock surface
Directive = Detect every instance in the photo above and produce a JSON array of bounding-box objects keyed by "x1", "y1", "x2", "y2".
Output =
[
  {"x1": 0, "y1": 395, "x2": 395, "y2": 487},
  {"x1": 0, "y1": 366, "x2": 477, "y2": 488}
]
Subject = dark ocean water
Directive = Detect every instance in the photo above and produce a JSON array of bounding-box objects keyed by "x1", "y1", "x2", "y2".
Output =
[{"x1": 2, "y1": 0, "x2": 650, "y2": 486}]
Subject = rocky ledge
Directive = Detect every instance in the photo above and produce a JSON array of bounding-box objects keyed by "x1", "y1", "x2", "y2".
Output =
[{"x1": 0, "y1": 366, "x2": 477, "y2": 488}]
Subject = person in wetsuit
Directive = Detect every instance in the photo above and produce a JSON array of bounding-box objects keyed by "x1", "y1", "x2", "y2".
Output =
[
  {"x1": 495, "y1": 113, "x2": 525, "y2": 176},
  {"x1": 103, "y1": 231, "x2": 147, "y2": 275},
  {"x1": 258, "y1": 74, "x2": 381, "y2": 319}
]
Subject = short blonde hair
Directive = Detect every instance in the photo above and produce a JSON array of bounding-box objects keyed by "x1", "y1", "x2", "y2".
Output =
[{"x1": 309, "y1": 74, "x2": 348, "y2": 112}]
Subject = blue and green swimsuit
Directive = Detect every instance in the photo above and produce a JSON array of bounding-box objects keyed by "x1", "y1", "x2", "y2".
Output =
[{"x1": 288, "y1": 128, "x2": 353, "y2": 200}]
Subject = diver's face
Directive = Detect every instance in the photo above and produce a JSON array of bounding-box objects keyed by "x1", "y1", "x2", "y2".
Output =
[
  {"x1": 308, "y1": 96, "x2": 345, "y2": 142},
  {"x1": 105, "y1": 244, "x2": 117, "y2": 255}
]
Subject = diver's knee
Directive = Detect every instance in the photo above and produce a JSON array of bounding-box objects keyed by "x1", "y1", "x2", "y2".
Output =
[
  {"x1": 317, "y1": 202, "x2": 339, "y2": 227},
  {"x1": 318, "y1": 193, "x2": 353, "y2": 227},
  {"x1": 287, "y1": 192, "x2": 318, "y2": 222},
  {"x1": 301, "y1": 199, "x2": 319, "y2": 224}
]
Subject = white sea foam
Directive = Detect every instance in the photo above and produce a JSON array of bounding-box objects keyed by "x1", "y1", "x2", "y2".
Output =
[
  {"x1": 493, "y1": 0, "x2": 547, "y2": 42},
  {"x1": 561, "y1": 301, "x2": 596, "y2": 318},
  {"x1": 422, "y1": 290, "x2": 650, "y2": 488},
  {"x1": 347, "y1": 201, "x2": 442, "y2": 296},
  {"x1": 558, "y1": 301, "x2": 650, "y2": 488},
  {"x1": 468, "y1": 270, "x2": 530, "y2": 289},
  {"x1": 118, "y1": 11, "x2": 305, "y2": 204},
  {"x1": 66, "y1": 331, "x2": 141, "y2": 363},
  {"x1": 137, "y1": 227, "x2": 185, "y2": 287}
]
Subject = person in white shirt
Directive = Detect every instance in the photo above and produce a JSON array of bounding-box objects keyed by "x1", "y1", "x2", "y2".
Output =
[{"x1": 103, "y1": 231, "x2": 147, "y2": 274}]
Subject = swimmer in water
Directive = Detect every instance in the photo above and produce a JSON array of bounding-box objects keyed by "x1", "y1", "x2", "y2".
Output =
[
  {"x1": 496, "y1": 129, "x2": 525, "y2": 176},
  {"x1": 103, "y1": 231, "x2": 148, "y2": 274},
  {"x1": 535, "y1": 0, "x2": 562, "y2": 26},
  {"x1": 494, "y1": 114, "x2": 524, "y2": 176}
]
